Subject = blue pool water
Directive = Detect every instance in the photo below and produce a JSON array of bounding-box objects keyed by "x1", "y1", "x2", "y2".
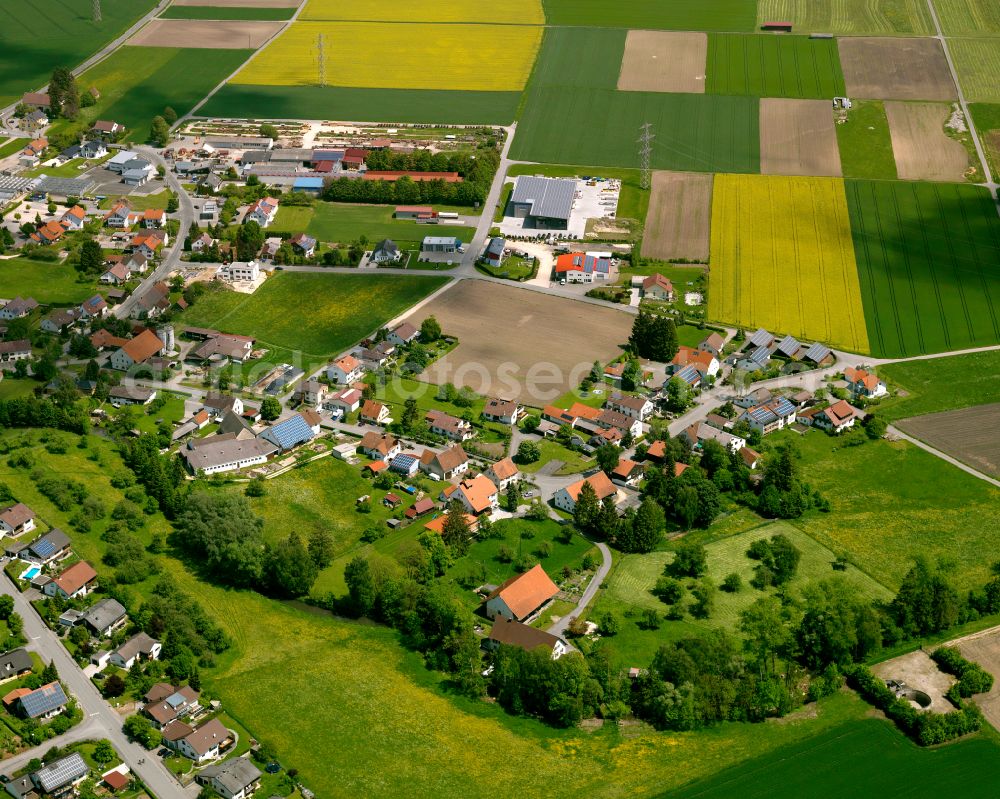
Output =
[{"x1": 20, "y1": 565, "x2": 40, "y2": 580}]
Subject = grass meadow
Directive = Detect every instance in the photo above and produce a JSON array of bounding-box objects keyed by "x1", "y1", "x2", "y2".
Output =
[
  {"x1": 0, "y1": 258, "x2": 98, "y2": 304},
  {"x1": 788, "y1": 429, "x2": 1000, "y2": 591},
  {"x1": 159, "y1": 5, "x2": 296, "y2": 20},
  {"x1": 705, "y1": 34, "x2": 846, "y2": 99},
  {"x1": 755, "y1": 0, "x2": 932, "y2": 35},
  {"x1": 709, "y1": 174, "x2": 870, "y2": 353},
  {"x1": 301, "y1": 0, "x2": 544, "y2": 24},
  {"x1": 877, "y1": 350, "x2": 1000, "y2": 421},
  {"x1": 949, "y1": 39, "x2": 1000, "y2": 103},
  {"x1": 514, "y1": 28, "x2": 759, "y2": 173},
  {"x1": 834, "y1": 100, "x2": 898, "y2": 180},
  {"x1": 936, "y1": 0, "x2": 1000, "y2": 34},
  {"x1": 0, "y1": 0, "x2": 157, "y2": 107},
  {"x1": 70, "y1": 46, "x2": 252, "y2": 142},
  {"x1": 0, "y1": 138, "x2": 29, "y2": 160},
  {"x1": 663, "y1": 716, "x2": 1000, "y2": 799},
  {"x1": 201, "y1": 84, "x2": 522, "y2": 124},
  {"x1": 541, "y1": 0, "x2": 757, "y2": 31},
  {"x1": 177, "y1": 272, "x2": 447, "y2": 362},
  {"x1": 845, "y1": 179, "x2": 1000, "y2": 357},
  {"x1": 969, "y1": 103, "x2": 1000, "y2": 177},
  {"x1": 282, "y1": 203, "x2": 475, "y2": 244},
  {"x1": 235, "y1": 21, "x2": 541, "y2": 90}
]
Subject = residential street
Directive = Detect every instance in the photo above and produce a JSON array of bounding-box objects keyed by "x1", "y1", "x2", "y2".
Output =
[
  {"x1": 547, "y1": 541, "x2": 612, "y2": 640},
  {"x1": 1, "y1": 574, "x2": 191, "y2": 798}
]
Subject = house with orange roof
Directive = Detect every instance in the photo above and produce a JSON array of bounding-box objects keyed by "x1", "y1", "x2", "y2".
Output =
[
  {"x1": 452, "y1": 474, "x2": 499, "y2": 516},
  {"x1": 485, "y1": 564, "x2": 560, "y2": 621},
  {"x1": 552, "y1": 471, "x2": 619, "y2": 514},
  {"x1": 109, "y1": 328, "x2": 164, "y2": 371},
  {"x1": 327, "y1": 354, "x2": 364, "y2": 384},
  {"x1": 30, "y1": 220, "x2": 66, "y2": 246},
  {"x1": 142, "y1": 208, "x2": 165, "y2": 228},
  {"x1": 130, "y1": 230, "x2": 168, "y2": 259},
  {"x1": 553, "y1": 251, "x2": 613, "y2": 283},
  {"x1": 60, "y1": 205, "x2": 87, "y2": 231},
  {"x1": 670, "y1": 346, "x2": 720, "y2": 379},
  {"x1": 44, "y1": 560, "x2": 97, "y2": 600},
  {"x1": 485, "y1": 457, "x2": 520, "y2": 490},
  {"x1": 245, "y1": 196, "x2": 279, "y2": 228},
  {"x1": 843, "y1": 366, "x2": 887, "y2": 399},
  {"x1": 611, "y1": 458, "x2": 643, "y2": 487},
  {"x1": 812, "y1": 399, "x2": 862, "y2": 434},
  {"x1": 359, "y1": 400, "x2": 391, "y2": 425},
  {"x1": 424, "y1": 512, "x2": 479, "y2": 536}
]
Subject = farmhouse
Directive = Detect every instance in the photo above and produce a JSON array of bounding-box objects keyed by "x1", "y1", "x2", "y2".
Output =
[
  {"x1": 419, "y1": 444, "x2": 469, "y2": 481},
  {"x1": 642, "y1": 273, "x2": 674, "y2": 301},
  {"x1": 553, "y1": 471, "x2": 618, "y2": 514},
  {"x1": 485, "y1": 564, "x2": 560, "y2": 622},
  {"x1": 109, "y1": 329, "x2": 164, "y2": 371},
  {"x1": 327, "y1": 354, "x2": 364, "y2": 384},
  {"x1": 605, "y1": 393, "x2": 654, "y2": 421},
  {"x1": 202, "y1": 393, "x2": 244, "y2": 419},
  {"x1": 182, "y1": 436, "x2": 277, "y2": 475},
  {"x1": 196, "y1": 757, "x2": 262, "y2": 799},
  {"x1": 190, "y1": 333, "x2": 255, "y2": 364},
  {"x1": 487, "y1": 617, "x2": 568, "y2": 659},
  {"x1": 485, "y1": 457, "x2": 520, "y2": 490},
  {"x1": 0, "y1": 503, "x2": 35, "y2": 536},
  {"x1": 554, "y1": 251, "x2": 612, "y2": 283},
  {"x1": 509, "y1": 175, "x2": 575, "y2": 229},
  {"x1": 843, "y1": 367, "x2": 887, "y2": 398},
  {"x1": 20, "y1": 92, "x2": 50, "y2": 109},
  {"x1": 44, "y1": 560, "x2": 97, "y2": 600},
  {"x1": 132, "y1": 281, "x2": 171, "y2": 318},
  {"x1": 452, "y1": 475, "x2": 499, "y2": 516}
]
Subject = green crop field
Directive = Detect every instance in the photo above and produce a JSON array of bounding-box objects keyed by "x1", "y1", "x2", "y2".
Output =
[
  {"x1": 178, "y1": 272, "x2": 447, "y2": 361},
  {"x1": 756, "y1": 0, "x2": 932, "y2": 35},
  {"x1": 0, "y1": 258, "x2": 98, "y2": 304},
  {"x1": 663, "y1": 717, "x2": 1000, "y2": 799},
  {"x1": 936, "y1": 0, "x2": 1000, "y2": 34},
  {"x1": 201, "y1": 84, "x2": 521, "y2": 124},
  {"x1": 969, "y1": 103, "x2": 1000, "y2": 177},
  {"x1": 70, "y1": 46, "x2": 253, "y2": 142},
  {"x1": 705, "y1": 34, "x2": 845, "y2": 99},
  {"x1": 789, "y1": 429, "x2": 1000, "y2": 591},
  {"x1": 950, "y1": 39, "x2": 1000, "y2": 103},
  {"x1": 514, "y1": 27, "x2": 758, "y2": 173},
  {"x1": 0, "y1": 138, "x2": 29, "y2": 159},
  {"x1": 542, "y1": 0, "x2": 757, "y2": 31},
  {"x1": 834, "y1": 100, "x2": 898, "y2": 180},
  {"x1": 845, "y1": 180, "x2": 1000, "y2": 357},
  {"x1": 0, "y1": 0, "x2": 157, "y2": 107},
  {"x1": 159, "y1": 5, "x2": 295, "y2": 20},
  {"x1": 877, "y1": 350, "x2": 1000, "y2": 421}
]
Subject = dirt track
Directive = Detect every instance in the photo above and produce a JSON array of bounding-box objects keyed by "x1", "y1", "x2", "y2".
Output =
[
  {"x1": 128, "y1": 18, "x2": 285, "y2": 48},
  {"x1": 897, "y1": 403, "x2": 1000, "y2": 477},
  {"x1": 760, "y1": 98, "x2": 842, "y2": 177},
  {"x1": 401, "y1": 281, "x2": 633, "y2": 406},
  {"x1": 641, "y1": 171, "x2": 713, "y2": 260},
  {"x1": 885, "y1": 102, "x2": 970, "y2": 181},
  {"x1": 872, "y1": 650, "x2": 955, "y2": 714},
  {"x1": 839, "y1": 37, "x2": 957, "y2": 100},
  {"x1": 618, "y1": 30, "x2": 707, "y2": 93}
]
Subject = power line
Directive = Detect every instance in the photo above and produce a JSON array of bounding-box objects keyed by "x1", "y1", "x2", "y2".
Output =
[
  {"x1": 637, "y1": 122, "x2": 654, "y2": 190},
  {"x1": 92, "y1": 0, "x2": 102, "y2": 22},
  {"x1": 317, "y1": 33, "x2": 326, "y2": 88}
]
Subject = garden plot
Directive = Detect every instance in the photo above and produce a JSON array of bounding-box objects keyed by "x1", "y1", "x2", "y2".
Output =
[
  {"x1": 128, "y1": 18, "x2": 284, "y2": 48},
  {"x1": 641, "y1": 171, "x2": 712, "y2": 260},
  {"x1": 401, "y1": 281, "x2": 633, "y2": 406},
  {"x1": 617, "y1": 30, "x2": 706, "y2": 93},
  {"x1": 760, "y1": 98, "x2": 842, "y2": 177},
  {"x1": 896, "y1": 404, "x2": 1000, "y2": 478},
  {"x1": 838, "y1": 38, "x2": 957, "y2": 101},
  {"x1": 884, "y1": 102, "x2": 970, "y2": 182}
]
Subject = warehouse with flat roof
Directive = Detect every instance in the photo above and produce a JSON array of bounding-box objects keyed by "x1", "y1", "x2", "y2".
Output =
[{"x1": 508, "y1": 175, "x2": 576, "y2": 229}]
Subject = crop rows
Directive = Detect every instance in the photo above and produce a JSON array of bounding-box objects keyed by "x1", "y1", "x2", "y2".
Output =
[{"x1": 706, "y1": 34, "x2": 846, "y2": 99}]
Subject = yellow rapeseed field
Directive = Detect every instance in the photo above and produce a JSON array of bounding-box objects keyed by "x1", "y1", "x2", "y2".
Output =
[
  {"x1": 709, "y1": 174, "x2": 870, "y2": 353},
  {"x1": 234, "y1": 21, "x2": 542, "y2": 90},
  {"x1": 301, "y1": 0, "x2": 545, "y2": 25}
]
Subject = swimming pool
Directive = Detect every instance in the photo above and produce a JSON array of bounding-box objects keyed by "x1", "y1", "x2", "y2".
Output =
[{"x1": 19, "y1": 565, "x2": 40, "y2": 580}]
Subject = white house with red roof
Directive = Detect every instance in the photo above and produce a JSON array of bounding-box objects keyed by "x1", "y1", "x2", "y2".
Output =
[
  {"x1": 60, "y1": 205, "x2": 87, "y2": 231},
  {"x1": 327, "y1": 354, "x2": 364, "y2": 384},
  {"x1": 843, "y1": 367, "x2": 887, "y2": 399},
  {"x1": 552, "y1": 471, "x2": 619, "y2": 514},
  {"x1": 485, "y1": 564, "x2": 560, "y2": 621},
  {"x1": 245, "y1": 197, "x2": 279, "y2": 228}
]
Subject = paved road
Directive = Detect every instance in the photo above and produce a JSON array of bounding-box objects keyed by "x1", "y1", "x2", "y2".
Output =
[
  {"x1": 925, "y1": 0, "x2": 999, "y2": 207},
  {"x1": 887, "y1": 425, "x2": 1000, "y2": 488},
  {"x1": 114, "y1": 146, "x2": 195, "y2": 320},
  {"x1": 1, "y1": 575, "x2": 189, "y2": 797},
  {"x1": 547, "y1": 540, "x2": 612, "y2": 639}
]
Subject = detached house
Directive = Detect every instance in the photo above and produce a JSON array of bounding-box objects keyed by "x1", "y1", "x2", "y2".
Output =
[
  {"x1": 811, "y1": 399, "x2": 862, "y2": 434},
  {"x1": 679, "y1": 421, "x2": 745, "y2": 454},
  {"x1": 371, "y1": 239, "x2": 401, "y2": 264},
  {"x1": 30, "y1": 220, "x2": 67, "y2": 246},
  {"x1": 698, "y1": 332, "x2": 725, "y2": 358},
  {"x1": 0, "y1": 503, "x2": 35, "y2": 536},
  {"x1": 110, "y1": 632, "x2": 161, "y2": 670},
  {"x1": 44, "y1": 560, "x2": 97, "y2": 600},
  {"x1": 642, "y1": 273, "x2": 674, "y2": 301},
  {"x1": 611, "y1": 458, "x2": 643, "y2": 487},
  {"x1": 419, "y1": 444, "x2": 469, "y2": 481},
  {"x1": 605, "y1": 393, "x2": 654, "y2": 421},
  {"x1": 554, "y1": 251, "x2": 612, "y2": 283},
  {"x1": 289, "y1": 233, "x2": 316, "y2": 257},
  {"x1": 196, "y1": 758, "x2": 262, "y2": 799},
  {"x1": 486, "y1": 457, "x2": 520, "y2": 491},
  {"x1": 426, "y1": 409, "x2": 473, "y2": 441},
  {"x1": 60, "y1": 205, "x2": 86, "y2": 231},
  {"x1": 0, "y1": 297, "x2": 39, "y2": 320},
  {"x1": 79, "y1": 294, "x2": 109, "y2": 320},
  {"x1": 142, "y1": 208, "x2": 165, "y2": 228},
  {"x1": 144, "y1": 683, "x2": 201, "y2": 729},
  {"x1": 327, "y1": 354, "x2": 364, "y2": 384},
  {"x1": 168, "y1": 718, "x2": 233, "y2": 763},
  {"x1": 100, "y1": 261, "x2": 130, "y2": 285},
  {"x1": 553, "y1": 471, "x2": 619, "y2": 514},
  {"x1": 15, "y1": 529, "x2": 70, "y2": 565},
  {"x1": 17, "y1": 682, "x2": 68, "y2": 720},
  {"x1": 670, "y1": 346, "x2": 720, "y2": 379},
  {"x1": 0, "y1": 340, "x2": 32, "y2": 365},
  {"x1": 82, "y1": 597, "x2": 127, "y2": 637},
  {"x1": 485, "y1": 564, "x2": 559, "y2": 622},
  {"x1": 244, "y1": 196, "x2": 279, "y2": 228},
  {"x1": 359, "y1": 400, "x2": 391, "y2": 425},
  {"x1": 110, "y1": 329, "x2": 164, "y2": 371},
  {"x1": 452, "y1": 474, "x2": 499, "y2": 516},
  {"x1": 739, "y1": 397, "x2": 798, "y2": 435},
  {"x1": 482, "y1": 398, "x2": 523, "y2": 426},
  {"x1": 131, "y1": 230, "x2": 167, "y2": 259},
  {"x1": 104, "y1": 202, "x2": 141, "y2": 228},
  {"x1": 323, "y1": 387, "x2": 363, "y2": 416},
  {"x1": 41, "y1": 308, "x2": 81, "y2": 333},
  {"x1": 359, "y1": 431, "x2": 400, "y2": 461},
  {"x1": 843, "y1": 367, "x2": 887, "y2": 399},
  {"x1": 387, "y1": 321, "x2": 419, "y2": 347}
]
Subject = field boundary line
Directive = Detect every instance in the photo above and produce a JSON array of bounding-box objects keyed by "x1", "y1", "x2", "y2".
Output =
[{"x1": 887, "y1": 424, "x2": 1000, "y2": 488}]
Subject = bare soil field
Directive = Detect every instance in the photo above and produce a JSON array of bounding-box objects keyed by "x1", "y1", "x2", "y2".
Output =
[
  {"x1": 884, "y1": 101, "x2": 970, "y2": 181},
  {"x1": 760, "y1": 98, "x2": 843, "y2": 176},
  {"x1": 618, "y1": 30, "x2": 707, "y2": 93},
  {"x1": 641, "y1": 170, "x2": 713, "y2": 260},
  {"x1": 128, "y1": 18, "x2": 284, "y2": 48},
  {"x1": 872, "y1": 650, "x2": 955, "y2": 714},
  {"x1": 171, "y1": 0, "x2": 300, "y2": 5},
  {"x1": 402, "y1": 281, "x2": 633, "y2": 406},
  {"x1": 897, "y1": 403, "x2": 1000, "y2": 477},
  {"x1": 839, "y1": 38, "x2": 957, "y2": 100},
  {"x1": 949, "y1": 625, "x2": 1000, "y2": 732}
]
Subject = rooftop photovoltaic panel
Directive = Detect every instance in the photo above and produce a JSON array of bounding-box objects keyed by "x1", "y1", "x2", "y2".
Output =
[
  {"x1": 20, "y1": 682, "x2": 68, "y2": 719},
  {"x1": 34, "y1": 752, "x2": 88, "y2": 792}
]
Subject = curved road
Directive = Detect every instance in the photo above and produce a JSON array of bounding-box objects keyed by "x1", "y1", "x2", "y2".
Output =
[{"x1": 547, "y1": 540, "x2": 612, "y2": 639}]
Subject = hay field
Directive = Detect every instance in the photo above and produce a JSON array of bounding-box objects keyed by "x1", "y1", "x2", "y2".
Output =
[
  {"x1": 884, "y1": 101, "x2": 970, "y2": 182},
  {"x1": 839, "y1": 38, "x2": 957, "y2": 100},
  {"x1": 760, "y1": 98, "x2": 843, "y2": 177},
  {"x1": 301, "y1": 0, "x2": 544, "y2": 24},
  {"x1": 617, "y1": 30, "x2": 707, "y2": 93},
  {"x1": 641, "y1": 171, "x2": 713, "y2": 260},
  {"x1": 171, "y1": 0, "x2": 300, "y2": 5},
  {"x1": 897, "y1": 404, "x2": 1000, "y2": 479},
  {"x1": 950, "y1": 39, "x2": 1000, "y2": 103},
  {"x1": 129, "y1": 17, "x2": 284, "y2": 47},
  {"x1": 756, "y1": 0, "x2": 932, "y2": 35},
  {"x1": 402, "y1": 281, "x2": 633, "y2": 406},
  {"x1": 234, "y1": 21, "x2": 541, "y2": 89},
  {"x1": 936, "y1": 0, "x2": 1000, "y2": 34},
  {"x1": 709, "y1": 174, "x2": 869, "y2": 352}
]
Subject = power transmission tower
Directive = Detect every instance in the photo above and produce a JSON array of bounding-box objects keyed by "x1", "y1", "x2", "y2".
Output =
[
  {"x1": 317, "y1": 33, "x2": 327, "y2": 88},
  {"x1": 637, "y1": 122, "x2": 654, "y2": 190},
  {"x1": 93, "y1": 0, "x2": 102, "y2": 22}
]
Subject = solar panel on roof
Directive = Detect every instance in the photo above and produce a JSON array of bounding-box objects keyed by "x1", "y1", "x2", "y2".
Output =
[
  {"x1": 262, "y1": 414, "x2": 315, "y2": 450},
  {"x1": 20, "y1": 682, "x2": 68, "y2": 718},
  {"x1": 32, "y1": 539, "x2": 55, "y2": 557},
  {"x1": 35, "y1": 752, "x2": 88, "y2": 792},
  {"x1": 804, "y1": 342, "x2": 831, "y2": 362}
]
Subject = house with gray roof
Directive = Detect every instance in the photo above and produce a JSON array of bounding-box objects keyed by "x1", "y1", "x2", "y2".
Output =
[
  {"x1": 0, "y1": 648, "x2": 33, "y2": 681},
  {"x1": 32, "y1": 752, "x2": 88, "y2": 795},
  {"x1": 196, "y1": 757, "x2": 262, "y2": 799},
  {"x1": 81, "y1": 597, "x2": 127, "y2": 637}
]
